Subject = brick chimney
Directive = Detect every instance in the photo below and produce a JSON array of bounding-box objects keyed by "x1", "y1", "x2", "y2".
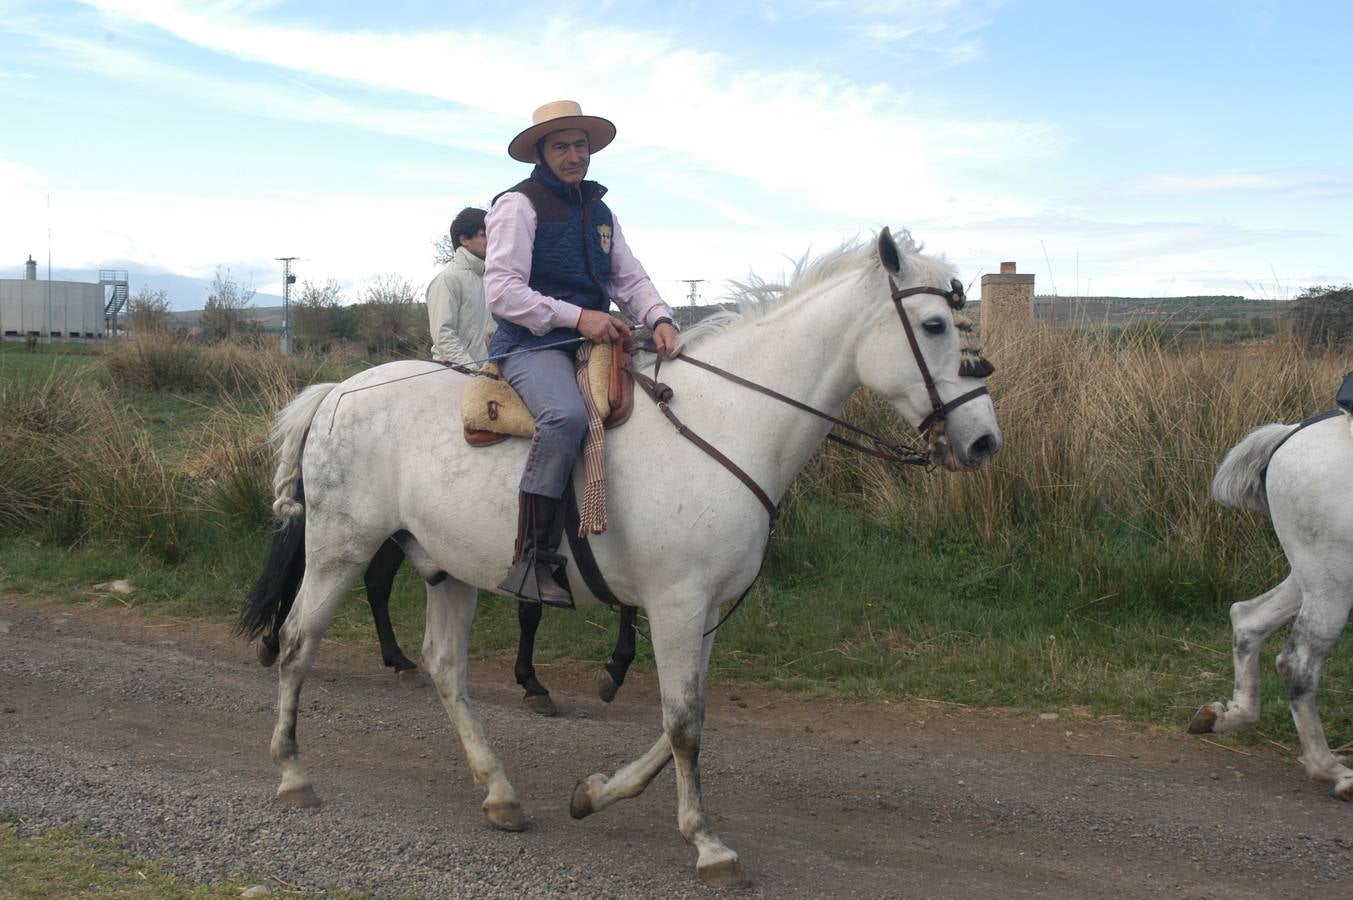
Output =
[{"x1": 980, "y1": 260, "x2": 1035, "y2": 345}]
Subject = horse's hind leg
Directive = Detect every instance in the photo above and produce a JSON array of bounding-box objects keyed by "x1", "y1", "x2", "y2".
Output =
[
  {"x1": 423, "y1": 578, "x2": 526, "y2": 831},
  {"x1": 596, "y1": 604, "x2": 638, "y2": 703},
  {"x1": 364, "y1": 538, "x2": 421, "y2": 682},
  {"x1": 1275, "y1": 574, "x2": 1353, "y2": 798},
  {"x1": 270, "y1": 560, "x2": 362, "y2": 808},
  {"x1": 1190, "y1": 576, "x2": 1301, "y2": 734},
  {"x1": 514, "y1": 601, "x2": 557, "y2": 716}
]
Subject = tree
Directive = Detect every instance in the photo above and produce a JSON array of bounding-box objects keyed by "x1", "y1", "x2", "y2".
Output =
[
  {"x1": 358, "y1": 273, "x2": 426, "y2": 356},
  {"x1": 1289, "y1": 285, "x2": 1353, "y2": 349},
  {"x1": 200, "y1": 267, "x2": 257, "y2": 342},
  {"x1": 125, "y1": 287, "x2": 173, "y2": 335},
  {"x1": 292, "y1": 279, "x2": 343, "y2": 350},
  {"x1": 432, "y1": 232, "x2": 457, "y2": 266}
]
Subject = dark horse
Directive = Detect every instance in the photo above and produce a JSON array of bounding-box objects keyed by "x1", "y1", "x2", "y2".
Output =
[{"x1": 242, "y1": 503, "x2": 639, "y2": 716}]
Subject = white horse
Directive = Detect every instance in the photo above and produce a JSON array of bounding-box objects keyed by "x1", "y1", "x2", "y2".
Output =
[
  {"x1": 1191, "y1": 410, "x2": 1353, "y2": 798},
  {"x1": 254, "y1": 228, "x2": 1002, "y2": 885}
]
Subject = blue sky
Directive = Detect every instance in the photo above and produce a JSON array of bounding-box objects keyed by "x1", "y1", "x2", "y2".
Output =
[{"x1": 2, "y1": 0, "x2": 1349, "y2": 308}]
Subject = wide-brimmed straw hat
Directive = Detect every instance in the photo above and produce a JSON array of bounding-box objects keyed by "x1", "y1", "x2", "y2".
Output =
[{"x1": 507, "y1": 100, "x2": 616, "y2": 163}]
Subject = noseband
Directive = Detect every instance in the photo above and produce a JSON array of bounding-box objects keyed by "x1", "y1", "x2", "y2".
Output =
[{"x1": 887, "y1": 275, "x2": 991, "y2": 438}]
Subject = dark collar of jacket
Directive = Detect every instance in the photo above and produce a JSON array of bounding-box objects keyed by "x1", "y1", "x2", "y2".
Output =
[{"x1": 530, "y1": 164, "x2": 607, "y2": 207}]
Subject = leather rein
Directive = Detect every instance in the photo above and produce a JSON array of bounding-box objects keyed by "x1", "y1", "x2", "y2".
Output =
[
  {"x1": 632, "y1": 273, "x2": 991, "y2": 528},
  {"x1": 610, "y1": 274, "x2": 992, "y2": 636}
]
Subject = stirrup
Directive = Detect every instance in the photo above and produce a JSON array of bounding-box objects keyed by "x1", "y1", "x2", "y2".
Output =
[{"x1": 498, "y1": 554, "x2": 574, "y2": 609}]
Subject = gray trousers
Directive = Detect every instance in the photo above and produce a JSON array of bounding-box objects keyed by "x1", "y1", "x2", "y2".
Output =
[{"x1": 501, "y1": 348, "x2": 588, "y2": 499}]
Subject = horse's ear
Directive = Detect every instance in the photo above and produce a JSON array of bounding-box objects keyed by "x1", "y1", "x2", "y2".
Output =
[{"x1": 878, "y1": 227, "x2": 904, "y2": 276}]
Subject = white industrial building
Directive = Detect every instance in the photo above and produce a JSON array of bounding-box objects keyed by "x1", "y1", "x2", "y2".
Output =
[{"x1": 0, "y1": 256, "x2": 125, "y2": 341}]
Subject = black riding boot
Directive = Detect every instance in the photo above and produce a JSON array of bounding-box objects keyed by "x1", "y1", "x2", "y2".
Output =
[{"x1": 498, "y1": 492, "x2": 574, "y2": 609}]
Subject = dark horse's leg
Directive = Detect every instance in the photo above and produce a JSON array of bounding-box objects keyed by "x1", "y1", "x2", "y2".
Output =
[
  {"x1": 365, "y1": 538, "x2": 419, "y2": 676},
  {"x1": 515, "y1": 601, "x2": 558, "y2": 716},
  {"x1": 596, "y1": 604, "x2": 639, "y2": 703},
  {"x1": 513, "y1": 602, "x2": 640, "y2": 715}
]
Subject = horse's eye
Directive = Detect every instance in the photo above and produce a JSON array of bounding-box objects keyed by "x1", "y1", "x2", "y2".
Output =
[{"x1": 922, "y1": 317, "x2": 947, "y2": 336}]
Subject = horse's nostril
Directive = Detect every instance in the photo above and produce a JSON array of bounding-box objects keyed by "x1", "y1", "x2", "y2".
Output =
[{"x1": 970, "y1": 434, "x2": 994, "y2": 457}]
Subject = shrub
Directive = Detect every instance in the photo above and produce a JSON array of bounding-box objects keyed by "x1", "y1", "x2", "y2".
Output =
[{"x1": 1289, "y1": 284, "x2": 1353, "y2": 349}]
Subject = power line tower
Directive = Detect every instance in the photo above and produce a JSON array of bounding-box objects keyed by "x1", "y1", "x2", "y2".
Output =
[
  {"x1": 276, "y1": 257, "x2": 298, "y2": 354},
  {"x1": 679, "y1": 278, "x2": 705, "y2": 307}
]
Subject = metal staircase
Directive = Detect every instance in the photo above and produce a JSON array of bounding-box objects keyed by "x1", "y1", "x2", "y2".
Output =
[{"x1": 100, "y1": 269, "x2": 129, "y2": 335}]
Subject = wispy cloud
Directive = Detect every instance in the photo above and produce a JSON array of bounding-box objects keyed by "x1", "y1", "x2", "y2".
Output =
[
  {"x1": 1115, "y1": 168, "x2": 1353, "y2": 199},
  {"x1": 65, "y1": 0, "x2": 1053, "y2": 219}
]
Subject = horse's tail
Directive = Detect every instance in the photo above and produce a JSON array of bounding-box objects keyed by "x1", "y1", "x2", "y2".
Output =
[
  {"x1": 235, "y1": 382, "x2": 338, "y2": 643},
  {"x1": 236, "y1": 499, "x2": 307, "y2": 642},
  {"x1": 270, "y1": 382, "x2": 339, "y2": 519},
  {"x1": 1211, "y1": 422, "x2": 1295, "y2": 516}
]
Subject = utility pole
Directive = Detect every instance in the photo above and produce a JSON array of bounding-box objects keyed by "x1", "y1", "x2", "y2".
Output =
[
  {"x1": 679, "y1": 278, "x2": 705, "y2": 307},
  {"x1": 276, "y1": 257, "x2": 298, "y2": 354}
]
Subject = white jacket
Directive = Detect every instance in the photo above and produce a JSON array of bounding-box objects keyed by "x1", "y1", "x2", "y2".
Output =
[{"x1": 426, "y1": 246, "x2": 494, "y2": 368}]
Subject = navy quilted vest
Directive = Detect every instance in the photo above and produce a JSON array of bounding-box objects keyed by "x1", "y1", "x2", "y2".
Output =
[{"x1": 488, "y1": 165, "x2": 614, "y2": 358}]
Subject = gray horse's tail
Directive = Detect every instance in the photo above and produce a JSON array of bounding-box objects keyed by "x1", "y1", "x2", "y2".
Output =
[
  {"x1": 270, "y1": 382, "x2": 340, "y2": 519},
  {"x1": 1211, "y1": 422, "x2": 1296, "y2": 516}
]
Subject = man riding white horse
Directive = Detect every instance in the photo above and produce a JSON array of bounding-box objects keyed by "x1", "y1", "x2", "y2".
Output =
[{"x1": 484, "y1": 100, "x2": 681, "y2": 608}]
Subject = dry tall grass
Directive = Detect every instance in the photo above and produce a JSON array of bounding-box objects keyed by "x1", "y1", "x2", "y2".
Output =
[
  {"x1": 798, "y1": 329, "x2": 1348, "y2": 602},
  {"x1": 0, "y1": 370, "x2": 186, "y2": 559},
  {"x1": 104, "y1": 335, "x2": 353, "y2": 397}
]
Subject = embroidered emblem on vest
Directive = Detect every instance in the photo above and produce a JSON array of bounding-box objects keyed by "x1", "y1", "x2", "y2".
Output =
[{"x1": 597, "y1": 224, "x2": 612, "y2": 254}]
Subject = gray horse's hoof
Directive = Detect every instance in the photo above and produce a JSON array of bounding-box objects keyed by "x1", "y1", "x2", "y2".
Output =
[
  {"x1": 1187, "y1": 703, "x2": 1220, "y2": 734},
  {"x1": 569, "y1": 775, "x2": 604, "y2": 819},
  {"x1": 276, "y1": 785, "x2": 322, "y2": 809},
  {"x1": 523, "y1": 692, "x2": 558, "y2": 717},
  {"x1": 484, "y1": 801, "x2": 528, "y2": 832},
  {"x1": 256, "y1": 641, "x2": 279, "y2": 668},
  {"x1": 595, "y1": 669, "x2": 620, "y2": 704},
  {"x1": 697, "y1": 856, "x2": 747, "y2": 888}
]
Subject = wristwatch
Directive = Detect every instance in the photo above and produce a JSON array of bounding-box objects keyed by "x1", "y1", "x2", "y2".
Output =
[{"x1": 652, "y1": 316, "x2": 677, "y2": 331}]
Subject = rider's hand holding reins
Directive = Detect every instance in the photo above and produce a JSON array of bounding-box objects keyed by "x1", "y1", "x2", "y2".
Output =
[
  {"x1": 577, "y1": 309, "x2": 630, "y2": 345},
  {"x1": 652, "y1": 321, "x2": 681, "y2": 360}
]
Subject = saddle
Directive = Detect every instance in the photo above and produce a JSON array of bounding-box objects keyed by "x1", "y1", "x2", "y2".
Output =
[{"x1": 462, "y1": 342, "x2": 634, "y2": 446}]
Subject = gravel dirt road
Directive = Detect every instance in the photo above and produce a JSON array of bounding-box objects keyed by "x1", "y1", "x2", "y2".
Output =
[{"x1": 2, "y1": 594, "x2": 1350, "y2": 898}]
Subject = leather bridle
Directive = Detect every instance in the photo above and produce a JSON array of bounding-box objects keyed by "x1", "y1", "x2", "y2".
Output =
[{"x1": 887, "y1": 275, "x2": 991, "y2": 439}]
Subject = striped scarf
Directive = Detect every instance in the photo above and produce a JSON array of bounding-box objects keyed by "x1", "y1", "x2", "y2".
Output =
[{"x1": 574, "y1": 343, "x2": 608, "y2": 535}]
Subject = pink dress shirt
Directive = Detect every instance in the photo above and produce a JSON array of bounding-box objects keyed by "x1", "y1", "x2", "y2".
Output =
[{"x1": 483, "y1": 191, "x2": 674, "y2": 336}]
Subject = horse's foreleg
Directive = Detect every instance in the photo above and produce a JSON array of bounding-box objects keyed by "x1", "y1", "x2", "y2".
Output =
[
  {"x1": 271, "y1": 563, "x2": 357, "y2": 809},
  {"x1": 596, "y1": 604, "x2": 639, "y2": 703},
  {"x1": 1189, "y1": 577, "x2": 1301, "y2": 735},
  {"x1": 423, "y1": 579, "x2": 526, "y2": 830},
  {"x1": 654, "y1": 601, "x2": 742, "y2": 886},
  {"x1": 569, "y1": 732, "x2": 672, "y2": 818},
  {"x1": 513, "y1": 601, "x2": 557, "y2": 716},
  {"x1": 1275, "y1": 583, "x2": 1353, "y2": 798},
  {"x1": 364, "y1": 539, "x2": 419, "y2": 677}
]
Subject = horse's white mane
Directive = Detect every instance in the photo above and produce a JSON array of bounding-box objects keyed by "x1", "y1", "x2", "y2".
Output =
[{"x1": 679, "y1": 229, "x2": 954, "y2": 349}]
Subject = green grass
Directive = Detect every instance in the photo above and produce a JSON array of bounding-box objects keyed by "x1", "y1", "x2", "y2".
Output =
[
  {"x1": 0, "y1": 821, "x2": 251, "y2": 898},
  {"x1": 0, "y1": 342, "x2": 108, "y2": 387}
]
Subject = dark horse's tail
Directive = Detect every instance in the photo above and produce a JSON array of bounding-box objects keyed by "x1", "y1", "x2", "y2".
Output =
[
  {"x1": 235, "y1": 382, "x2": 339, "y2": 657},
  {"x1": 235, "y1": 481, "x2": 307, "y2": 645}
]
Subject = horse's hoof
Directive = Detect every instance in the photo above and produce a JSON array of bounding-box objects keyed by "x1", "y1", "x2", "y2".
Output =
[
  {"x1": 522, "y1": 692, "x2": 558, "y2": 717},
  {"x1": 1334, "y1": 779, "x2": 1353, "y2": 802},
  {"x1": 595, "y1": 669, "x2": 620, "y2": 704},
  {"x1": 697, "y1": 856, "x2": 747, "y2": 888},
  {"x1": 484, "y1": 801, "x2": 528, "y2": 832},
  {"x1": 1187, "y1": 703, "x2": 1220, "y2": 734},
  {"x1": 257, "y1": 641, "x2": 279, "y2": 668},
  {"x1": 396, "y1": 668, "x2": 429, "y2": 689},
  {"x1": 276, "y1": 784, "x2": 322, "y2": 809},
  {"x1": 569, "y1": 775, "x2": 604, "y2": 819}
]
